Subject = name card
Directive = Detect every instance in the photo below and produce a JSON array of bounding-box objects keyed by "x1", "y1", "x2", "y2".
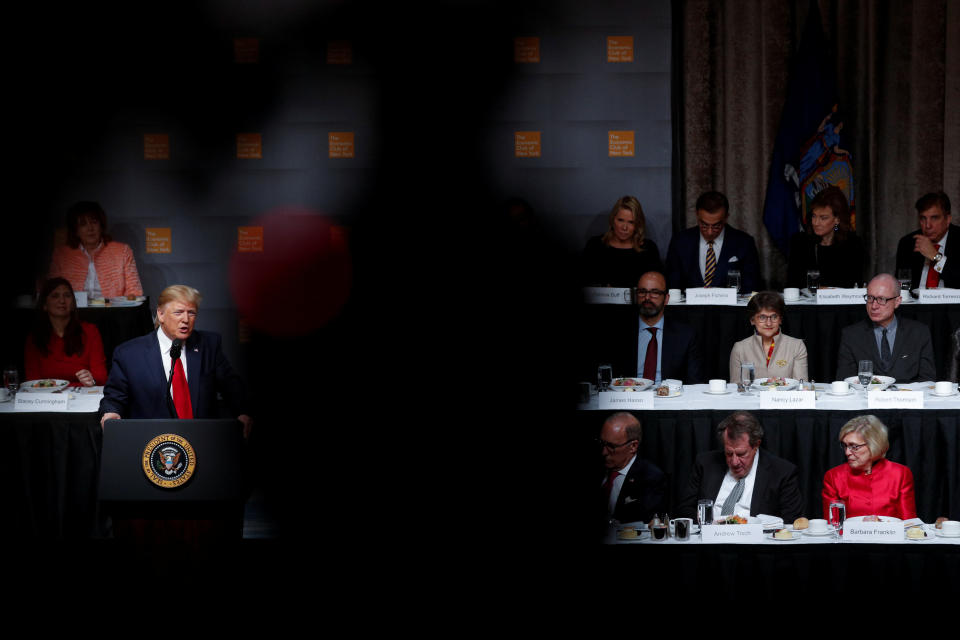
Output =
[
  {"x1": 760, "y1": 390, "x2": 816, "y2": 409},
  {"x1": 816, "y1": 288, "x2": 866, "y2": 305},
  {"x1": 867, "y1": 390, "x2": 924, "y2": 409},
  {"x1": 700, "y1": 524, "x2": 765, "y2": 544},
  {"x1": 917, "y1": 288, "x2": 960, "y2": 304},
  {"x1": 685, "y1": 288, "x2": 737, "y2": 305},
  {"x1": 14, "y1": 393, "x2": 69, "y2": 412},
  {"x1": 599, "y1": 391, "x2": 654, "y2": 410},
  {"x1": 582, "y1": 287, "x2": 633, "y2": 305},
  {"x1": 843, "y1": 521, "x2": 902, "y2": 542}
]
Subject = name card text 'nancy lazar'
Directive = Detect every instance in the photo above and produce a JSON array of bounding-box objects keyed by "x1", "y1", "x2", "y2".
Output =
[
  {"x1": 685, "y1": 287, "x2": 737, "y2": 305},
  {"x1": 759, "y1": 390, "x2": 816, "y2": 409},
  {"x1": 816, "y1": 288, "x2": 866, "y2": 305},
  {"x1": 582, "y1": 287, "x2": 633, "y2": 305},
  {"x1": 700, "y1": 524, "x2": 765, "y2": 543},
  {"x1": 14, "y1": 393, "x2": 69, "y2": 412},
  {"x1": 867, "y1": 390, "x2": 924, "y2": 409},
  {"x1": 917, "y1": 288, "x2": 960, "y2": 304},
  {"x1": 599, "y1": 391, "x2": 654, "y2": 410},
  {"x1": 843, "y1": 521, "x2": 902, "y2": 542}
]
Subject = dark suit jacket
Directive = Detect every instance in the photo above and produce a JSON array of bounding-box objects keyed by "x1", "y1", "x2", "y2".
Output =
[
  {"x1": 894, "y1": 224, "x2": 960, "y2": 289},
  {"x1": 675, "y1": 449, "x2": 804, "y2": 522},
  {"x1": 613, "y1": 316, "x2": 706, "y2": 384},
  {"x1": 835, "y1": 317, "x2": 936, "y2": 383},
  {"x1": 665, "y1": 224, "x2": 761, "y2": 292},
  {"x1": 100, "y1": 330, "x2": 247, "y2": 419},
  {"x1": 604, "y1": 457, "x2": 667, "y2": 524}
]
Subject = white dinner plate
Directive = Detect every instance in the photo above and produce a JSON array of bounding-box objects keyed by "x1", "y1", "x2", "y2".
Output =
[
  {"x1": 845, "y1": 515, "x2": 902, "y2": 524},
  {"x1": 108, "y1": 296, "x2": 146, "y2": 307},
  {"x1": 824, "y1": 389, "x2": 856, "y2": 397},
  {"x1": 767, "y1": 531, "x2": 802, "y2": 541},
  {"x1": 19, "y1": 379, "x2": 70, "y2": 393},
  {"x1": 844, "y1": 375, "x2": 895, "y2": 391},
  {"x1": 654, "y1": 389, "x2": 683, "y2": 398},
  {"x1": 753, "y1": 378, "x2": 799, "y2": 391},
  {"x1": 610, "y1": 377, "x2": 653, "y2": 392}
]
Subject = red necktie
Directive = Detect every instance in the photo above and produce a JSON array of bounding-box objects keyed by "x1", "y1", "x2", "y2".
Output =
[
  {"x1": 603, "y1": 469, "x2": 619, "y2": 506},
  {"x1": 643, "y1": 327, "x2": 658, "y2": 381},
  {"x1": 172, "y1": 358, "x2": 193, "y2": 419},
  {"x1": 925, "y1": 244, "x2": 941, "y2": 288}
]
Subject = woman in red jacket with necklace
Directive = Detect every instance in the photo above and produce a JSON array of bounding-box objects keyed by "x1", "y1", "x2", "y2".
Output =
[{"x1": 24, "y1": 278, "x2": 108, "y2": 386}]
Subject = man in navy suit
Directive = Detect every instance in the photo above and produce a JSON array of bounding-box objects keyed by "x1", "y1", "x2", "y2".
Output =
[
  {"x1": 664, "y1": 191, "x2": 761, "y2": 292},
  {"x1": 599, "y1": 412, "x2": 666, "y2": 526},
  {"x1": 894, "y1": 191, "x2": 959, "y2": 290},
  {"x1": 100, "y1": 284, "x2": 252, "y2": 436},
  {"x1": 625, "y1": 271, "x2": 706, "y2": 384}
]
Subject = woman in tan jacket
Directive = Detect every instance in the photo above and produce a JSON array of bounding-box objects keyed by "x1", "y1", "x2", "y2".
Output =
[{"x1": 729, "y1": 291, "x2": 809, "y2": 383}]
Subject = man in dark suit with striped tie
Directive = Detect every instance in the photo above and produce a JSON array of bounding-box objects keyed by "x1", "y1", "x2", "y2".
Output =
[{"x1": 664, "y1": 191, "x2": 761, "y2": 293}]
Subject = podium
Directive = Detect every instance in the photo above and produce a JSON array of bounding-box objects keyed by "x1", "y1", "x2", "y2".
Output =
[{"x1": 99, "y1": 419, "x2": 245, "y2": 543}]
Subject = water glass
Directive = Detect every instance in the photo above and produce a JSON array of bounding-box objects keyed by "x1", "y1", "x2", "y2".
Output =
[
  {"x1": 697, "y1": 499, "x2": 714, "y2": 531},
  {"x1": 727, "y1": 269, "x2": 741, "y2": 293},
  {"x1": 829, "y1": 501, "x2": 846, "y2": 538},
  {"x1": 597, "y1": 363, "x2": 612, "y2": 392},
  {"x1": 896, "y1": 268, "x2": 912, "y2": 296},
  {"x1": 858, "y1": 360, "x2": 873, "y2": 394},
  {"x1": 807, "y1": 269, "x2": 821, "y2": 293},
  {"x1": 3, "y1": 368, "x2": 18, "y2": 397},
  {"x1": 740, "y1": 362, "x2": 756, "y2": 396}
]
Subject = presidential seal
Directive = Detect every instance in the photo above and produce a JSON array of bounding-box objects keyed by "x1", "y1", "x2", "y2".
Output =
[{"x1": 142, "y1": 434, "x2": 197, "y2": 488}]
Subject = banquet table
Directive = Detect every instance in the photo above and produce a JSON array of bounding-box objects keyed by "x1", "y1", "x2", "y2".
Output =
[
  {"x1": 0, "y1": 388, "x2": 103, "y2": 538},
  {"x1": 578, "y1": 384, "x2": 960, "y2": 525},
  {"x1": 576, "y1": 295, "x2": 960, "y2": 383}
]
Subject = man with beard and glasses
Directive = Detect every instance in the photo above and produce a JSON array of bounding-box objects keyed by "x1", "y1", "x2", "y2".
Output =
[{"x1": 627, "y1": 271, "x2": 706, "y2": 384}]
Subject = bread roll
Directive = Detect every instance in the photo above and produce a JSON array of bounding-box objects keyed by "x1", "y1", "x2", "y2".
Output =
[{"x1": 793, "y1": 517, "x2": 809, "y2": 530}]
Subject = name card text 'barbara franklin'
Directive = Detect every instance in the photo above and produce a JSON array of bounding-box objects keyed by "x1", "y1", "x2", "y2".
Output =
[
  {"x1": 816, "y1": 288, "x2": 866, "y2": 305},
  {"x1": 599, "y1": 391, "x2": 654, "y2": 410},
  {"x1": 843, "y1": 521, "x2": 901, "y2": 542},
  {"x1": 685, "y1": 288, "x2": 737, "y2": 305}
]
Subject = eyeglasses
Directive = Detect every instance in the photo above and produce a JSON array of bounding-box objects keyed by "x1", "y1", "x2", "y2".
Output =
[
  {"x1": 636, "y1": 288, "x2": 666, "y2": 298},
  {"x1": 864, "y1": 294, "x2": 899, "y2": 305},
  {"x1": 597, "y1": 438, "x2": 637, "y2": 451},
  {"x1": 840, "y1": 442, "x2": 869, "y2": 453},
  {"x1": 698, "y1": 221, "x2": 724, "y2": 231},
  {"x1": 754, "y1": 314, "x2": 780, "y2": 324}
]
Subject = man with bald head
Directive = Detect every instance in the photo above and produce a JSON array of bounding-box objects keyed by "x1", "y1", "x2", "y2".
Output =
[
  {"x1": 835, "y1": 273, "x2": 936, "y2": 382},
  {"x1": 599, "y1": 412, "x2": 666, "y2": 525}
]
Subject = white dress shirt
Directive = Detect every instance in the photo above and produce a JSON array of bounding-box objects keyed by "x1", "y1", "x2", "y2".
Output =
[
  {"x1": 156, "y1": 327, "x2": 188, "y2": 398},
  {"x1": 714, "y1": 449, "x2": 760, "y2": 519},
  {"x1": 605, "y1": 454, "x2": 636, "y2": 514}
]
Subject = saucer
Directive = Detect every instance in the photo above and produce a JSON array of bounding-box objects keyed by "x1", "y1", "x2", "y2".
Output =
[
  {"x1": 929, "y1": 390, "x2": 958, "y2": 397},
  {"x1": 824, "y1": 389, "x2": 855, "y2": 397},
  {"x1": 703, "y1": 389, "x2": 732, "y2": 395},
  {"x1": 802, "y1": 528, "x2": 833, "y2": 536},
  {"x1": 934, "y1": 529, "x2": 960, "y2": 538}
]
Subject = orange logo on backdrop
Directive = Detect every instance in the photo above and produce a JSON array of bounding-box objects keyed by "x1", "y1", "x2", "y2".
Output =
[
  {"x1": 146, "y1": 228, "x2": 172, "y2": 254},
  {"x1": 238, "y1": 226, "x2": 264, "y2": 252},
  {"x1": 329, "y1": 132, "x2": 355, "y2": 159},
  {"x1": 144, "y1": 134, "x2": 170, "y2": 160},
  {"x1": 234, "y1": 38, "x2": 259, "y2": 64},
  {"x1": 327, "y1": 40, "x2": 352, "y2": 65},
  {"x1": 237, "y1": 133, "x2": 262, "y2": 159},
  {"x1": 608, "y1": 131, "x2": 635, "y2": 157},
  {"x1": 514, "y1": 37, "x2": 540, "y2": 63},
  {"x1": 607, "y1": 36, "x2": 634, "y2": 63},
  {"x1": 515, "y1": 131, "x2": 541, "y2": 158}
]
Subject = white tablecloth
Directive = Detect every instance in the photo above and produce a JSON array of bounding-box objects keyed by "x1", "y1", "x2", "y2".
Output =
[
  {"x1": 0, "y1": 387, "x2": 103, "y2": 413},
  {"x1": 579, "y1": 382, "x2": 960, "y2": 411},
  {"x1": 608, "y1": 522, "x2": 960, "y2": 545}
]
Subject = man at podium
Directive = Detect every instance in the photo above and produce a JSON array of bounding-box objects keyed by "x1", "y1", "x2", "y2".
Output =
[{"x1": 99, "y1": 284, "x2": 251, "y2": 435}]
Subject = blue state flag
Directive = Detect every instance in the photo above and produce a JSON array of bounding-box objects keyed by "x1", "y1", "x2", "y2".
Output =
[{"x1": 762, "y1": 0, "x2": 855, "y2": 255}]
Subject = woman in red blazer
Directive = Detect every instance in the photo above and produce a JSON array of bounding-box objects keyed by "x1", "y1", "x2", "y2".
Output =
[
  {"x1": 24, "y1": 278, "x2": 108, "y2": 386},
  {"x1": 822, "y1": 415, "x2": 917, "y2": 520}
]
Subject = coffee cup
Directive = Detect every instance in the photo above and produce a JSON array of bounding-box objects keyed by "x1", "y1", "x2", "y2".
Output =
[
  {"x1": 709, "y1": 379, "x2": 726, "y2": 393},
  {"x1": 783, "y1": 287, "x2": 800, "y2": 301},
  {"x1": 668, "y1": 288, "x2": 682, "y2": 300},
  {"x1": 935, "y1": 381, "x2": 954, "y2": 395},
  {"x1": 941, "y1": 520, "x2": 960, "y2": 536},
  {"x1": 808, "y1": 518, "x2": 829, "y2": 533},
  {"x1": 670, "y1": 517, "x2": 693, "y2": 541},
  {"x1": 831, "y1": 381, "x2": 848, "y2": 394}
]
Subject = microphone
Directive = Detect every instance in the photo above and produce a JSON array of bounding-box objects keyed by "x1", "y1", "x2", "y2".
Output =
[{"x1": 166, "y1": 339, "x2": 183, "y2": 418}]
